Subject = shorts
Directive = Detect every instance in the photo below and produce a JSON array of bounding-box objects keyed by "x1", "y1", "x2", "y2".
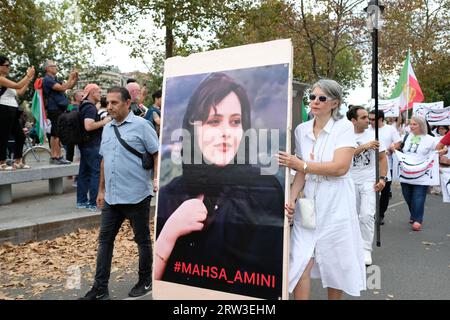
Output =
[{"x1": 46, "y1": 109, "x2": 63, "y2": 137}]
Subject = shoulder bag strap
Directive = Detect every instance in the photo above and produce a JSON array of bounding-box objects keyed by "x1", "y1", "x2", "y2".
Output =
[{"x1": 113, "y1": 125, "x2": 143, "y2": 159}]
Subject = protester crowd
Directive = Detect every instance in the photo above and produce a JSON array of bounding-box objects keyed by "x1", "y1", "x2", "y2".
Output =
[
  {"x1": 279, "y1": 79, "x2": 449, "y2": 300},
  {"x1": 1, "y1": 56, "x2": 449, "y2": 301}
]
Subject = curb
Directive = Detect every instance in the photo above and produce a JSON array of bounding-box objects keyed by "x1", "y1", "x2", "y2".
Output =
[
  {"x1": 0, "y1": 206, "x2": 156, "y2": 245},
  {"x1": 0, "y1": 213, "x2": 101, "y2": 245}
]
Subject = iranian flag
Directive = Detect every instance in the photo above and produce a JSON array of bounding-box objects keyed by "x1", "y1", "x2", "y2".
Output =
[
  {"x1": 31, "y1": 78, "x2": 48, "y2": 144},
  {"x1": 390, "y1": 50, "x2": 424, "y2": 111}
]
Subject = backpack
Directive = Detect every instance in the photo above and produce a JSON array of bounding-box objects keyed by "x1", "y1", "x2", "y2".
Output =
[
  {"x1": 42, "y1": 76, "x2": 69, "y2": 111},
  {"x1": 146, "y1": 106, "x2": 161, "y2": 136},
  {"x1": 57, "y1": 101, "x2": 91, "y2": 145}
]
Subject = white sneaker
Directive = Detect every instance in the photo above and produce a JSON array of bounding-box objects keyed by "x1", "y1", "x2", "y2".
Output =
[{"x1": 364, "y1": 250, "x2": 372, "y2": 266}]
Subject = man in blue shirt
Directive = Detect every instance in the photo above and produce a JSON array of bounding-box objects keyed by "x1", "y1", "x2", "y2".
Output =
[
  {"x1": 79, "y1": 86, "x2": 159, "y2": 300},
  {"x1": 42, "y1": 60, "x2": 78, "y2": 164}
]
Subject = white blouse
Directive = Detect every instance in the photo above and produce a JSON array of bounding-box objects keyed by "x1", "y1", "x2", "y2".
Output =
[{"x1": 0, "y1": 88, "x2": 18, "y2": 108}]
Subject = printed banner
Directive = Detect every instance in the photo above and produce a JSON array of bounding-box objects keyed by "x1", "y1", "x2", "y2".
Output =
[
  {"x1": 369, "y1": 98, "x2": 400, "y2": 117},
  {"x1": 154, "y1": 40, "x2": 292, "y2": 300},
  {"x1": 413, "y1": 105, "x2": 450, "y2": 126},
  {"x1": 441, "y1": 169, "x2": 450, "y2": 203},
  {"x1": 413, "y1": 101, "x2": 444, "y2": 110},
  {"x1": 393, "y1": 151, "x2": 440, "y2": 186}
]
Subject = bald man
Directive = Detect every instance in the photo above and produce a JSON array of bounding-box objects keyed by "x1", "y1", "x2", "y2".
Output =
[{"x1": 126, "y1": 82, "x2": 147, "y2": 117}]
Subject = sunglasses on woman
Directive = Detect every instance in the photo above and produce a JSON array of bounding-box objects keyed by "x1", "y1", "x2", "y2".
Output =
[{"x1": 309, "y1": 94, "x2": 329, "y2": 102}]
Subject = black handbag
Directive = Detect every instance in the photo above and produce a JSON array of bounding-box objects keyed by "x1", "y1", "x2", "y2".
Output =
[{"x1": 113, "y1": 126, "x2": 154, "y2": 170}]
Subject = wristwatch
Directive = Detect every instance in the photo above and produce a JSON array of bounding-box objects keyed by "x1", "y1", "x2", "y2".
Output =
[
  {"x1": 303, "y1": 162, "x2": 308, "y2": 174},
  {"x1": 380, "y1": 176, "x2": 387, "y2": 182}
]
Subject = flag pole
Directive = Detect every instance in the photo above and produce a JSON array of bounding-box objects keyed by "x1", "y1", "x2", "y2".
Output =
[
  {"x1": 366, "y1": 0, "x2": 383, "y2": 248},
  {"x1": 406, "y1": 49, "x2": 411, "y2": 124}
]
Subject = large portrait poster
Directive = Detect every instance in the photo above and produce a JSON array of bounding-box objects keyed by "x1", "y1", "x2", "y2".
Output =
[{"x1": 153, "y1": 40, "x2": 293, "y2": 300}]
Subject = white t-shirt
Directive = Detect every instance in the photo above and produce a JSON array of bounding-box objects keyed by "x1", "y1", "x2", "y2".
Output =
[
  {"x1": 368, "y1": 124, "x2": 401, "y2": 155},
  {"x1": 402, "y1": 134, "x2": 437, "y2": 161},
  {"x1": 350, "y1": 130, "x2": 386, "y2": 184},
  {"x1": 368, "y1": 124, "x2": 401, "y2": 180},
  {"x1": 0, "y1": 88, "x2": 18, "y2": 108}
]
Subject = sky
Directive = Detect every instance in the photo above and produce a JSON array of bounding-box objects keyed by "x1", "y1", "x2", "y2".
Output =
[
  {"x1": 94, "y1": 38, "x2": 383, "y2": 107},
  {"x1": 92, "y1": 38, "x2": 149, "y2": 72}
]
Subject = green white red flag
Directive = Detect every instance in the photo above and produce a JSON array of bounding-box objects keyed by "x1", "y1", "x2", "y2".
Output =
[
  {"x1": 390, "y1": 50, "x2": 424, "y2": 112},
  {"x1": 31, "y1": 78, "x2": 48, "y2": 144}
]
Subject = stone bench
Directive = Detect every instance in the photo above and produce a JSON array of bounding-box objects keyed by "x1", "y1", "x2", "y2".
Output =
[{"x1": 0, "y1": 164, "x2": 79, "y2": 205}]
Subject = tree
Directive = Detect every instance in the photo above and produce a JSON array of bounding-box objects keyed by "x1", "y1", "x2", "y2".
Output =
[
  {"x1": 214, "y1": 0, "x2": 366, "y2": 90},
  {"x1": 76, "y1": 0, "x2": 248, "y2": 60},
  {"x1": 0, "y1": 0, "x2": 90, "y2": 101}
]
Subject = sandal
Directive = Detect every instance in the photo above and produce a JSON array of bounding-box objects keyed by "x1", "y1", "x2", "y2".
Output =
[
  {"x1": 13, "y1": 162, "x2": 31, "y2": 169},
  {"x1": 0, "y1": 163, "x2": 14, "y2": 171},
  {"x1": 412, "y1": 222, "x2": 422, "y2": 231}
]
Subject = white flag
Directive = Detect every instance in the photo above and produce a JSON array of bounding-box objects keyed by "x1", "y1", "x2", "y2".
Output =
[
  {"x1": 369, "y1": 98, "x2": 400, "y2": 117},
  {"x1": 413, "y1": 101, "x2": 444, "y2": 110},
  {"x1": 393, "y1": 150, "x2": 440, "y2": 186},
  {"x1": 441, "y1": 170, "x2": 450, "y2": 203},
  {"x1": 413, "y1": 104, "x2": 450, "y2": 126}
]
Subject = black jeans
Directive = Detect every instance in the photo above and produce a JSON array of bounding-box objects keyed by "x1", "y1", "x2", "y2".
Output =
[
  {"x1": 380, "y1": 180, "x2": 392, "y2": 219},
  {"x1": 65, "y1": 144, "x2": 75, "y2": 162},
  {"x1": 0, "y1": 105, "x2": 25, "y2": 161},
  {"x1": 93, "y1": 196, "x2": 152, "y2": 291}
]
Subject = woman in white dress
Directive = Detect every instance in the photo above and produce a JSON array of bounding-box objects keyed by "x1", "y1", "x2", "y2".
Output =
[{"x1": 278, "y1": 79, "x2": 366, "y2": 300}]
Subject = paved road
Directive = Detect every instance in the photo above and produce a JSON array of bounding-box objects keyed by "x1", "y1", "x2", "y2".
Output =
[
  {"x1": 311, "y1": 183, "x2": 450, "y2": 300},
  {"x1": 1, "y1": 181, "x2": 449, "y2": 300}
]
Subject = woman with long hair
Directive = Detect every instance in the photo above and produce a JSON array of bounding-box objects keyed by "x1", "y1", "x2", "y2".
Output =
[{"x1": 0, "y1": 55, "x2": 35, "y2": 170}]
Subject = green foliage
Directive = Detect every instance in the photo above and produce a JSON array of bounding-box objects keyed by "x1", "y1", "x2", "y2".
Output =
[
  {"x1": 214, "y1": 0, "x2": 365, "y2": 91},
  {"x1": 381, "y1": 0, "x2": 449, "y2": 103},
  {"x1": 0, "y1": 0, "x2": 90, "y2": 102}
]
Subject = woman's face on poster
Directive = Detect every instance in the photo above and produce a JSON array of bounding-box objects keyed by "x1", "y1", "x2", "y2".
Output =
[{"x1": 195, "y1": 92, "x2": 243, "y2": 167}]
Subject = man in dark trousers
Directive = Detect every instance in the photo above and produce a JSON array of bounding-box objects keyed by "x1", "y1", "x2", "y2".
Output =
[
  {"x1": 42, "y1": 59, "x2": 78, "y2": 164},
  {"x1": 76, "y1": 84, "x2": 111, "y2": 211},
  {"x1": 79, "y1": 86, "x2": 159, "y2": 300}
]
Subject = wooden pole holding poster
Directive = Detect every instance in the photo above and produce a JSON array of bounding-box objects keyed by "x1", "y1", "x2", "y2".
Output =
[{"x1": 153, "y1": 39, "x2": 293, "y2": 300}]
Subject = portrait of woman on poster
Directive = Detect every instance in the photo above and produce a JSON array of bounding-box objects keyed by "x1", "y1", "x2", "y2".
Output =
[{"x1": 154, "y1": 72, "x2": 284, "y2": 299}]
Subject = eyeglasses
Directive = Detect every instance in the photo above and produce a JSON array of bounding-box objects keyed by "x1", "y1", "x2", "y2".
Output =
[
  {"x1": 369, "y1": 118, "x2": 376, "y2": 121},
  {"x1": 309, "y1": 94, "x2": 329, "y2": 102}
]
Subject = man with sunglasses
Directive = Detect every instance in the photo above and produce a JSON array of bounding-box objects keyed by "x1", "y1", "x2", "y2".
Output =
[
  {"x1": 368, "y1": 110, "x2": 402, "y2": 225},
  {"x1": 347, "y1": 106, "x2": 388, "y2": 266}
]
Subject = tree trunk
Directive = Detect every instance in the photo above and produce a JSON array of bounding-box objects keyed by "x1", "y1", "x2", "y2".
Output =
[{"x1": 165, "y1": 25, "x2": 174, "y2": 58}]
